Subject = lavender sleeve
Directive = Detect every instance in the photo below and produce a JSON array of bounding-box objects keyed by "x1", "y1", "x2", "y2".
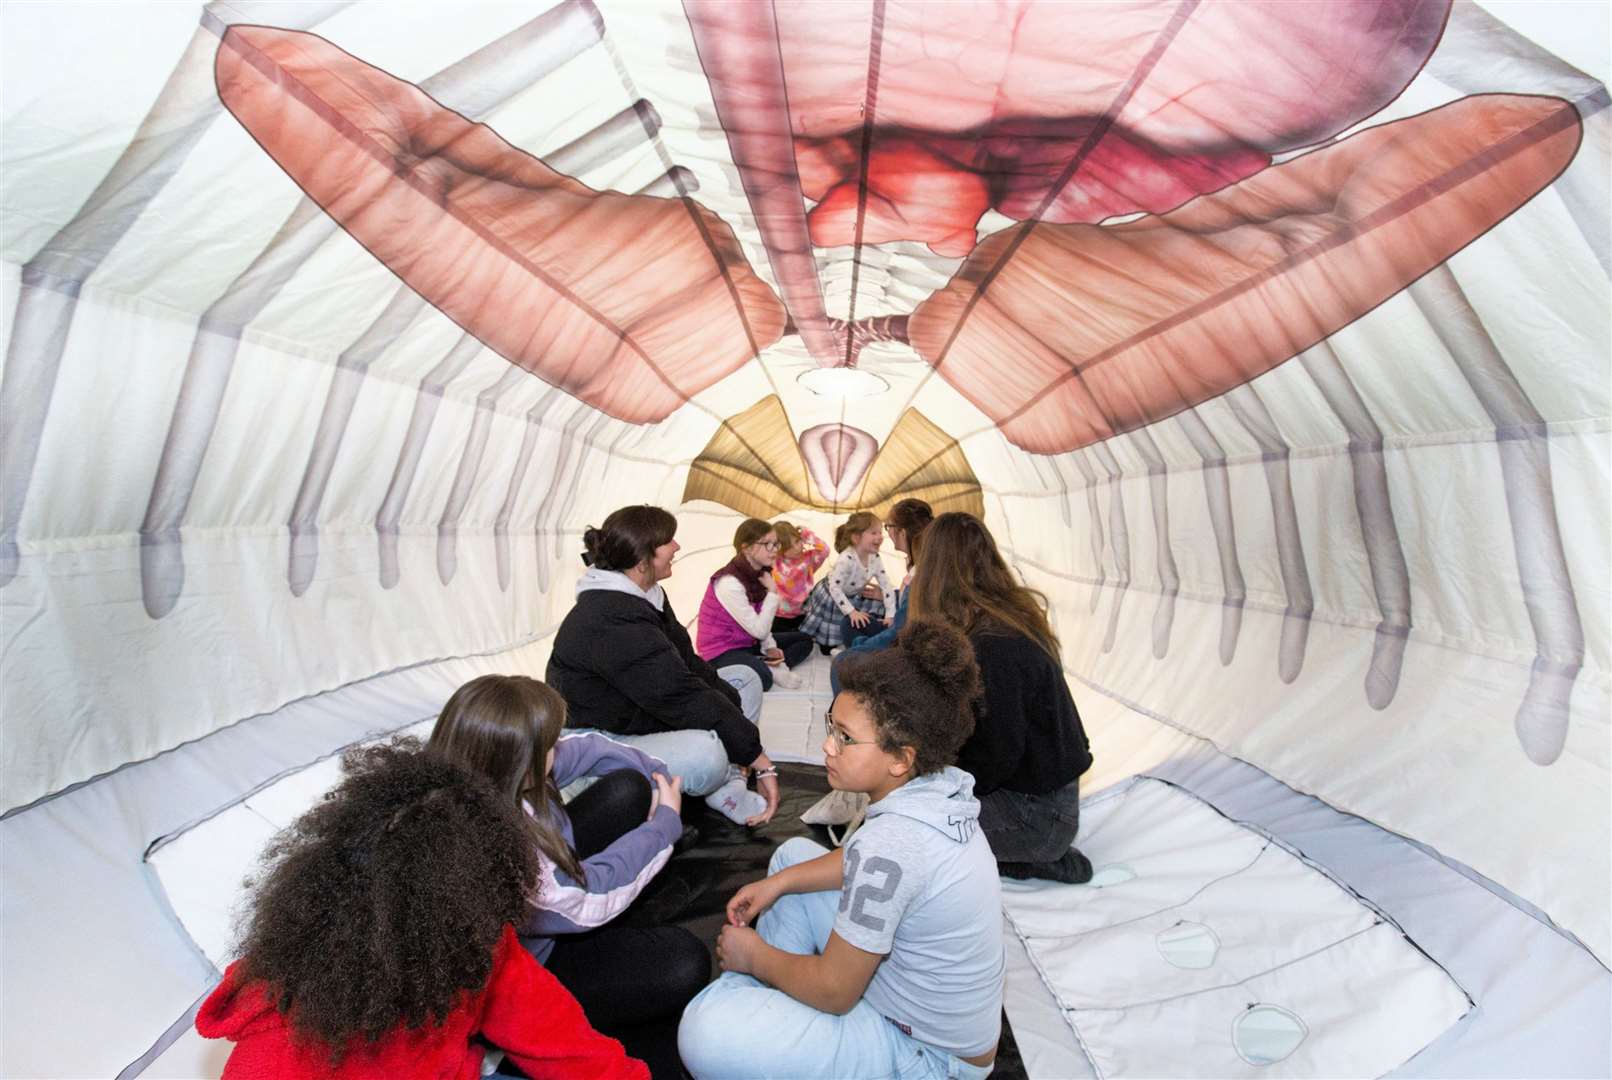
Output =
[
  {"x1": 519, "y1": 733, "x2": 681, "y2": 954},
  {"x1": 549, "y1": 731, "x2": 665, "y2": 789},
  {"x1": 519, "y1": 804, "x2": 682, "y2": 950}
]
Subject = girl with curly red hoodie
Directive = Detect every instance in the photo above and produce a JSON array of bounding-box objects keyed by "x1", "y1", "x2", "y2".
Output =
[{"x1": 195, "y1": 739, "x2": 645, "y2": 1080}]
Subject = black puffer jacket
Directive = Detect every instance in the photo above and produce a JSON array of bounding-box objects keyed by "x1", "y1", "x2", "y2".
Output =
[{"x1": 546, "y1": 588, "x2": 761, "y2": 766}]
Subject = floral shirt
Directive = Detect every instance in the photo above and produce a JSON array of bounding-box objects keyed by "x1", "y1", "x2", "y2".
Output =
[{"x1": 771, "y1": 527, "x2": 829, "y2": 616}]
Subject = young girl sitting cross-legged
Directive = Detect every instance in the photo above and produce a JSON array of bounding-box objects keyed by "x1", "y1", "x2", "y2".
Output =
[
  {"x1": 799, "y1": 511, "x2": 896, "y2": 654},
  {"x1": 427, "y1": 675, "x2": 709, "y2": 1079},
  {"x1": 695, "y1": 519, "x2": 816, "y2": 692},
  {"x1": 676, "y1": 621, "x2": 1004, "y2": 1080}
]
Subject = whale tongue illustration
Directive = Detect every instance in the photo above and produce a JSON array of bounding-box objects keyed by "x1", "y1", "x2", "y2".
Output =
[{"x1": 801, "y1": 423, "x2": 879, "y2": 505}]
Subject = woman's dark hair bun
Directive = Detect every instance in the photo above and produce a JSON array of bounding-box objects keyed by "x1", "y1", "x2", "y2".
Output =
[
  {"x1": 898, "y1": 621, "x2": 981, "y2": 705},
  {"x1": 580, "y1": 526, "x2": 601, "y2": 567}
]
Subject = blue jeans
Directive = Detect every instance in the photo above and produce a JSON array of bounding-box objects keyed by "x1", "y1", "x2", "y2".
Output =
[
  {"x1": 566, "y1": 666, "x2": 762, "y2": 798},
  {"x1": 718, "y1": 663, "x2": 764, "y2": 724},
  {"x1": 564, "y1": 728, "x2": 730, "y2": 797},
  {"x1": 678, "y1": 838, "x2": 995, "y2": 1079}
]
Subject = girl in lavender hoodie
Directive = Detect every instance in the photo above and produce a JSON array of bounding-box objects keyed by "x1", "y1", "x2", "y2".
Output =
[{"x1": 427, "y1": 674, "x2": 708, "y2": 1078}]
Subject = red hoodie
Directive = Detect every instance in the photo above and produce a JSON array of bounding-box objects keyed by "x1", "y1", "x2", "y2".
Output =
[{"x1": 196, "y1": 925, "x2": 647, "y2": 1080}]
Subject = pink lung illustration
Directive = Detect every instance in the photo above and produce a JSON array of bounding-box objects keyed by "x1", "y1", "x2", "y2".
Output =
[{"x1": 701, "y1": 0, "x2": 1450, "y2": 257}]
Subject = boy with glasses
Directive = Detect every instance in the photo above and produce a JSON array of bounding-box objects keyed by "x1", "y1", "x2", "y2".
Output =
[{"x1": 678, "y1": 622, "x2": 1004, "y2": 1079}]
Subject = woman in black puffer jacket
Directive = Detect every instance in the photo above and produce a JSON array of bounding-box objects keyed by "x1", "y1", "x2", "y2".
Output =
[{"x1": 546, "y1": 505, "x2": 780, "y2": 825}]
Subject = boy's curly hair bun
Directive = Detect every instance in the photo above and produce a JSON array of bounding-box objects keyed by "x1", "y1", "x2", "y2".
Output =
[
  {"x1": 836, "y1": 619, "x2": 981, "y2": 776},
  {"x1": 898, "y1": 620, "x2": 982, "y2": 706}
]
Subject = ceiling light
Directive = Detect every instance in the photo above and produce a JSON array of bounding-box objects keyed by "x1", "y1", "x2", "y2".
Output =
[{"x1": 797, "y1": 366, "x2": 889, "y2": 399}]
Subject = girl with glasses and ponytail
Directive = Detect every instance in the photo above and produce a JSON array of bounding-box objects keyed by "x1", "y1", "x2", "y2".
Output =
[
  {"x1": 696, "y1": 518, "x2": 816, "y2": 692},
  {"x1": 679, "y1": 621, "x2": 1003, "y2": 1080}
]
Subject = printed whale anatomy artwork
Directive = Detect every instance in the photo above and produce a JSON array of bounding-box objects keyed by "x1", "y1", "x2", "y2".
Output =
[{"x1": 0, "y1": 3, "x2": 1605, "y2": 1078}]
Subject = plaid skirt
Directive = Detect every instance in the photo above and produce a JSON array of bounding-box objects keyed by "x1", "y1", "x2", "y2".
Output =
[{"x1": 799, "y1": 580, "x2": 886, "y2": 647}]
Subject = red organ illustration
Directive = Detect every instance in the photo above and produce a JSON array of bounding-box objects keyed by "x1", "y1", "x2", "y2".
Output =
[
  {"x1": 214, "y1": 25, "x2": 787, "y2": 426},
  {"x1": 796, "y1": 126, "x2": 1268, "y2": 257},
  {"x1": 771, "y1": 0, "x2": 1452, "y2": 254},
  {"x1": 209, "y1": 8, "x2": 1582, "y2": 463}
]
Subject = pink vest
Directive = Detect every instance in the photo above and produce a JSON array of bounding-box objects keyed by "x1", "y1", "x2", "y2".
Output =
[{"x1": 696, "y1": 575, "x2": 760, "y2": 659}]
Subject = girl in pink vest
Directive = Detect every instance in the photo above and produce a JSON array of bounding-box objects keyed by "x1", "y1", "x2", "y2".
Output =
[{"x1": 697, "y1": 519, "x2": 816, "y2": 691}]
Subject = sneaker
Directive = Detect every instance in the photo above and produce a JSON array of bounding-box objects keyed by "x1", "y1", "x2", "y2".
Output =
[
  {"x1": 829, "y1": 645, "x2": 847, "y2": 657},
  {"x1": 771, "y1": 668, "x2": 805, "y2": 690},
  {"x1": 707, "y1": 772, "x2": 767, "y2": 824}
]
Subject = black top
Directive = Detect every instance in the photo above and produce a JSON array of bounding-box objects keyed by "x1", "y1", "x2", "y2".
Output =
[
  {"x1": 959, "y1": 630, "x2": 1092, "y2": 797},
  {"x1": 546, "y1": 589, "x2": 762, "y2": 766}
]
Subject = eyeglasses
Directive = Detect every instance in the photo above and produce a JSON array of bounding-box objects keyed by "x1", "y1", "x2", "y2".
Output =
[
  {"x1": 755, "y1": 539, "x2": 780, "y2": 550},
  {"x1": 823, "y1": 706, "x2": 874, "y2": 753}
]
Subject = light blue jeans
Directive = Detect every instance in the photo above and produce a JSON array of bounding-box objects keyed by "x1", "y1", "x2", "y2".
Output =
[
  {"x1": 678, "y1": 838, "x2": 995, "y2": 1080},
  {"x1": 716, "y1": 664, "x2": 764, "y2": 726},
  {"x1": 569, "y1": 665, "x2": 762, "y2": 798}
]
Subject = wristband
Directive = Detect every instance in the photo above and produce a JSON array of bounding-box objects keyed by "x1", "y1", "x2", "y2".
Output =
[{"x1": 753, "y1": 767, "x2": 779, "y2": 780}]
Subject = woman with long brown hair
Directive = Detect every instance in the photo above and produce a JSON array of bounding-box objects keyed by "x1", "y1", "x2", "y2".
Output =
[
  {"x1": 907, "y1": 512, "x2": 1094, "y2": 883},
  {"x1": 427, "y1": 674, "x2": 708, "y2": 1078}
]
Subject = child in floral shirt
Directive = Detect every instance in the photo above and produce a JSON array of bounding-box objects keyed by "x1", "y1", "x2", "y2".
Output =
[{"x1": 769, "y1": 522, "x2": 829, "y2": 634}]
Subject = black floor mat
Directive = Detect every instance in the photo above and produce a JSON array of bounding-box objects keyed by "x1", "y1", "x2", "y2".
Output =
[{"x1": 636, "y1": 762, "x2": 1028, "y2": 1080}]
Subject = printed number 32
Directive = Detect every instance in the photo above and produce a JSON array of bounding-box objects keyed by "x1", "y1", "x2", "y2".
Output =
[{"x1": 840, "y1": 846, "x2": 903, "y2": 933}]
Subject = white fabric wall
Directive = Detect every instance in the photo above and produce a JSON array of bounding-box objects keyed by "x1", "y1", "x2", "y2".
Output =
[{"x1": 0, "y1": 7, "x2": 1607, "y2": 1072}]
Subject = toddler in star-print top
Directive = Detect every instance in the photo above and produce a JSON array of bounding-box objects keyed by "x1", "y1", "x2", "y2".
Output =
[{"x1": 799, "y1": 511, "x2": 897, "y2": 651}]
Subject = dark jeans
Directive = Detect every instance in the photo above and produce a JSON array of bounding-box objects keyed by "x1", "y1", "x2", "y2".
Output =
[
  {"x1": 528, "y1": 769, "x2": 707, "y2": 1079},
  {"x1": 772, "y1": 613, "x2": 805, "y2": 634},
  {"x1": 546, "y1": 926, "x2": 706, "y2": 1078},
  {"x1": 708, "y1": 632, "x2": 814, "y2": 690},
  {"x1": 977, "y1": 775, "x2": 1083, "y2": 864},
  {"x1": 839, "y1": 610, "x2": 888, "y2": 649},
  {"x1": 566, "y1": 768, "x2": 652, "y2": 853}
]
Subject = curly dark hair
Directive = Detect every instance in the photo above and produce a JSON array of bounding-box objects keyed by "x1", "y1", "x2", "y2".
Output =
[
  {"x1": 233, "y1": 738, "x2": 539, "y2": 1063},
  {"x1": 836, "y1": 621, "x2": 981, "y2": 776}
]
